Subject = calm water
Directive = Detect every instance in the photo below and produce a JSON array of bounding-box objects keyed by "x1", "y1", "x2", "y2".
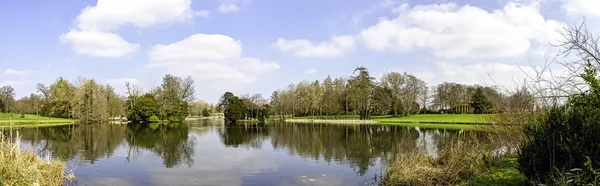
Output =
[{"x1": 5, "y1": 121, "x2": 467, "y2": 186}]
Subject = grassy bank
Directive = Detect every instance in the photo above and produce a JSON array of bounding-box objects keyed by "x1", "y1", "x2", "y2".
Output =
[
  {"x1": 0, "y1": 113, "x2": 75, "y2": 127},
  {"x1": 373, "y1": 114, "x2": 493, "y2": 124},
  {"x1": 463, "y1": 158, "x2": 526, "y2": 186},
  {"x1": 290, "y1": 114, "x2": 492, "y2": 123},
  {"x1": 287, "y1": 114, "x2": 496, "y2": 130},
  {"x1": 382, "y1": 134, "x2": 526, "y2": 186},
  {"x1": 0, "y1": 134, "x2": 66, "y2": 185}
]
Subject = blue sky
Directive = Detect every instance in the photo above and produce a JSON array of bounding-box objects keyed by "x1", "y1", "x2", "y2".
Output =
[{"x1": 1, "y1": 0, "x2": 599, "y2": 103}]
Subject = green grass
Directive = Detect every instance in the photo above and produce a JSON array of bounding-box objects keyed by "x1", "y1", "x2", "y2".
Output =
[
  {"x1": 463, "y1": 158, "x2": 527, "y2": 186},
  {"x1": 382, "y1": 122, "x2": 481, "y2": 130},
  {"x1": 0, "y1": 113, "x2": 73, "y2": 121},
  {"x1": 0, "y1": 113, "x2": 74, "y2": 127},
  {"x1": 373, "y1": 114, "x2": 493, "y2": 124},
  {"x1": 290, "y1": 115, "x2": 361, "y2": 120}
]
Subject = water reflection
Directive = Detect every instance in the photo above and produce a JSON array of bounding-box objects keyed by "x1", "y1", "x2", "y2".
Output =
[
  {"x1": 125, "y1": 123, "x2": 194, "y2": 168},
  {"x1": 4, "y1": 121, "x2": 481, "y2": 186}
]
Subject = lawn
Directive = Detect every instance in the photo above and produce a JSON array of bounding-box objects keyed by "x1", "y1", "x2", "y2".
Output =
[
  {"x1": 462, "y1": 157, "x2": 527, "y2": 186},
  {"x1": 383, "y1": 122, "x2": 480, "y2": 130},
  {"x1": 373, "y1": 114, "x2": 493, "y2": 124},
  {"x1": 0, "y1": 113, "x2": 74, "y2": 127},
  {"x1": 291, "y1": 114, "x2": 493, "y2": 124}
]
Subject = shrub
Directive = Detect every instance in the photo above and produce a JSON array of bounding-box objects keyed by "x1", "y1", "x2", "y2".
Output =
[
  {"x1": 168, "y1": 115, "x2": 180, "y2": 122},
  {"x1": 519, "y1": 94, "x2": 600, "y2": 183},
  {"x1": 148, "y1": 115, "x2": 159, "y2": 123}
]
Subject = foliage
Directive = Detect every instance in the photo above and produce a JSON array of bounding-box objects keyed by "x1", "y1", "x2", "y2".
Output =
[
  {"x1": 547, "y1": 157, "x2": 600, "y2": 185},
  {"x1": 224, "y1": 96, "x2": 244, "y2": 123},
  {"x1": 71, "y1": 78, "x2": 110, "y2": 123},
  {"x1": 148, "y1": 115, "x2": 160, "y2": 123},
  {"x1": 471, "y1": 87, "x2": 492, "y2": 114},
  {"x1": 518, "y1": 62, "x2": 600, "y2": 184},
  {"x1": 0, "y1": 85, "x2": 15, "y2": 113},
  {"x1": 154, "y1": 74, "x2": 194, "y2": 121},
  {"x1": 168, "y1": 115, "x2": 180, "y2": 122},
  {"x1": 348, "y1": 67, "x2": 374, "y2": 120},
  {"x1": 127, "y1": 93, "x2": 158, "y2": 123},
  {"x1": 257, "y1": 104, "x2": 270, "y2": 122}
]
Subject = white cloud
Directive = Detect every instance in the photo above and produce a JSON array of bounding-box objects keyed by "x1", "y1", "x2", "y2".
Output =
[
  {"x1": 3, "y1": 69, "x2": 45, "y2": 76},
  {"x1": 148, "y1": 34, "x2": 280, "y2": 83},
  {"x1": 218, "y1": 3, "x2": 240, "y2": 13},
  {"x1": 421, "y1": 62, "x2": 539, "y2": 89},
  {"x1": 305, "y1": 69, "x2": 317, "y2": 74},
  {"x1": 563, "y1": 0, "x2": 600, "y2": 17},
  {"x1": 359, "y1": 2, "x2": 563, "y2": 59},
  {"x1": 75, "y1": 0, "x2": 203, "y2": 32},
  {"x1": 62, "y1": 0, "x2": 206, "y2": 58},
  {"x1": 60, "y1": 30, "x2": 139, "y2": 58},
  {"x1": 217, "y1": 0, "x2": 248, "y2": 13},
  {"x1": 274, "y1": 35, "x2": 356, "y2": 58}
]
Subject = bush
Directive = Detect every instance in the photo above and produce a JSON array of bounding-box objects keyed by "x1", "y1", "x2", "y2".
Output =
[
  {"x1": 168, "y1": 115, "x2": 180, "y2": 122},
  {"x1": 519, "y1": 93, "x2": 600, "y2": 183},
  {"x1": 148, "y1": 115, "x2": 159, "y2": 123}
]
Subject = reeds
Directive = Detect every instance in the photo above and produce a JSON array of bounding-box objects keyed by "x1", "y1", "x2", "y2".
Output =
[
  {"x1": 382, "y1": 133, "x2": 511, "y2": 186},
  {"x1": 0, "y1": 132, "x2": 65, "y2": 186}
]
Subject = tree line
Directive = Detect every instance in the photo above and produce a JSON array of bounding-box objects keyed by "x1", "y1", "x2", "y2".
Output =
[
  {"x1": 0, "y1": 74, "x2": 216, "y2": 124},
  {"x1": 219, "y1": 92, "x2": 271, "y2": 123},
  {"x1": 1, "y1": 77, "x2": 124, "y2": 123},
  {"x1": 266, "y1": 67, "x2": 534, "y2": 120}
]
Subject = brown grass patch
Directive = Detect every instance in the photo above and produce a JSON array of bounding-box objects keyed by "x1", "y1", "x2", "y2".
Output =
[{"x1": 0, "y1": 133, "x2": 65, "y2": 186}]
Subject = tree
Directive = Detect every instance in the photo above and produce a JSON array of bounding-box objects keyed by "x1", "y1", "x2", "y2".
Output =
[
  {"x1": 371, "y1": 84, "x2": 392, "y2": 115},
  {"x1": 49, "y1": 77, "x2": 75, "y2": 118},
  {"x1": 0, "y1": 85, "x2": 15, "y2": 113},
  {"x1": 380, "y1": 72, "x2": 404, "y2": 116},
  {"x1": 219, "y1": 92, "x2": 234, "y2": 110},
  {"x1": 72, "y1": 78, "x2": 109, "y2": 123},
  {"x1": 202, "y1": 107, "x2": 210, "y2": 117},
  {"x1": 127, "y1": 93, "x2": 158, "y2": 123},
  {"x1": 348, "y1": 67, "x2": 374, "y2": 120},
  {"x1": 154, "y1": 74, "x2": 195, "y2": 121},
  {"x1": 470, "y1": 87, "x2": 491, "y2": 114},
  {"x1": 224, "y1": 96, "x2": 244, "y2": 123}
]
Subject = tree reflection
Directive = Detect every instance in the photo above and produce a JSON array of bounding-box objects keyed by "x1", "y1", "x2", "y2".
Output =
[
  {"x1": 217, "y1": 123, "x2": 464, "y2": 176},
  {"x1": 218, "y1": 124, "x2": 270, "y2": 148},
  {"x1": 125, "y1": 123, "x2": 195, "y2": 168},
  {"x1": 10, "y1": 124, "x2": 125, "y2": 163}
]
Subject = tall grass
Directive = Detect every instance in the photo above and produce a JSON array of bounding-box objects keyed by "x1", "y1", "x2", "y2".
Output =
[
  {"x1": 382, "y1": 132, "x2": 521, "y2": 186},
  {"x1": 0, "y1": 132, "x2": 66, "y2": 186}
]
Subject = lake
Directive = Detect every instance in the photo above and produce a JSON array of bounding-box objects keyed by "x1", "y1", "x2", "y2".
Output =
[{"x1": 4, "y1": 120, "x2": 468, "y2": 186}]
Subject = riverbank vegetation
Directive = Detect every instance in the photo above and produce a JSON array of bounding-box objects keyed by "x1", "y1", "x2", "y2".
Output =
[
  {"x1": 220, "y1": 92, "x2": 271, "y2": 123},
  {"x1": 381, "y1": 21, "x2": 600, "y2": 185},
  {"x1": 0, "y1": 134, "x2": 66, "y2": 186},
  {"x1": 124, "y1": 75, "x2": 195, "y2": 123}
]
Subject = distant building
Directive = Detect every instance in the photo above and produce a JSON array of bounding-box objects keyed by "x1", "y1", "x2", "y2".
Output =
[{"x1": 455, "y1": 103, "x2": 474, "y2": 114}]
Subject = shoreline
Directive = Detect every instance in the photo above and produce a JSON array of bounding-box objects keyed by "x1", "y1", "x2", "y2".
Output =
[
  {"x1": 0, "y1": 122, "x2": 75, "y2": 129},
  {"x1": 283, "y1": 117, "x2": 510, "y2": 130},
  {"x1": 285, "y1": 119, "x2": 378, "y2": 124}
]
